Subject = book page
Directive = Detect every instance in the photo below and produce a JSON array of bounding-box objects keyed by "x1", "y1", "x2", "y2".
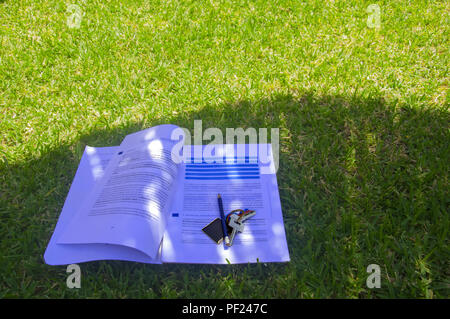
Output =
[
  {"x1": 57, "y1": 125, "x2": 182, "y2": 259},
  {"x1": 161, "y1": 144, "x2": 290, "y2": 264},
  {"x1": 44, "y1": 146, "x2": 162, "y2": 265}
]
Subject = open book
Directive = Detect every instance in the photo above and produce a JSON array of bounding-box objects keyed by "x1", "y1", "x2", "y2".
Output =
[{"x1": 44, "y1": 124, "x2": 290, "y2": 265}]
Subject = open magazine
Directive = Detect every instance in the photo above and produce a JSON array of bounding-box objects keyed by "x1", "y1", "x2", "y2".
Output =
[{"x1": 44, "y1": 124, "x2": 290, "y2": 264}]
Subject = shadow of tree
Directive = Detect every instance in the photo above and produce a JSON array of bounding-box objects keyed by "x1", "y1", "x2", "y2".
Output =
[{"x1": 0, "y1": 92, "x2": 448, "y2": 298}]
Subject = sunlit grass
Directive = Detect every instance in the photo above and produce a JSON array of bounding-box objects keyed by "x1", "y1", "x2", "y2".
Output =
[{"x1": 0, "y1": 0, "x2": 448, "y2": 298}]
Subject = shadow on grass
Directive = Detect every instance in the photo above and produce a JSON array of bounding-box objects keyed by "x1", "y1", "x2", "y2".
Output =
[{"x1": 0, "y1": 92, "x2": 448, "y2": 298}]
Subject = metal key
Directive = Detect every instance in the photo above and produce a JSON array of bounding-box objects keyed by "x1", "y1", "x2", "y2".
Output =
[
  {"x1": 227, "y1": 211, "x2": 256, "y2": 246},
  {"x1": 227, "y1": 214, "x2": 243, "y2": 246}
]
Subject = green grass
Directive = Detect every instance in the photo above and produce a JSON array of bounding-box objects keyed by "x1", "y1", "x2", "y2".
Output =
[{"x1": 0, "y1": 0, "x2": 448, "y2": 298}]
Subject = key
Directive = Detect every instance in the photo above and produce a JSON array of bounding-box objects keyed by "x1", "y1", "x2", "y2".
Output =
[
  {"x1": 227, "y1": 211, "x2": 256, "y2": 246},
  {"x1": 227, "y1": 214, "x2": 244, "y2": 246}
]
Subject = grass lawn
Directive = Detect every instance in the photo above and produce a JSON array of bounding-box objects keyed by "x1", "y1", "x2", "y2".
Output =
[{"x1": 0, "y1": 0, "x2": 448, "y2": 298}]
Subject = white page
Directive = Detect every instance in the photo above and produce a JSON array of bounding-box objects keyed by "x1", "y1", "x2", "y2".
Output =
[
  {"x1": 44, "y1": 146, "x2": 161, "y2": 265},
  {"x1": 57, "y1": 124, "x2": 182, "y2": 259},
  {"x1": 161, "y1": 144, "x2": 290, "y2": 264}
]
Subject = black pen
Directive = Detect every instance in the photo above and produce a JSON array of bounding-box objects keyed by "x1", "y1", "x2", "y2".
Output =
[{"x1": 217, "y1": 194, "x2": 230, "y2": 246}]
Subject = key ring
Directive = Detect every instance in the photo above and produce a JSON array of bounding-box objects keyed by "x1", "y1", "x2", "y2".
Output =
[
  {"x1": 225, "y1": 209, "x2": 256, "y2": 224},
  {"x1": 225, "y1": 209, "x2": 256, "y2": 247}
]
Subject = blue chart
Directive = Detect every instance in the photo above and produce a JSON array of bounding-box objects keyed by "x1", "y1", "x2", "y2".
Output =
[{"x1": 184, "y1": 157, "x2": 260, "y2": 180}]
